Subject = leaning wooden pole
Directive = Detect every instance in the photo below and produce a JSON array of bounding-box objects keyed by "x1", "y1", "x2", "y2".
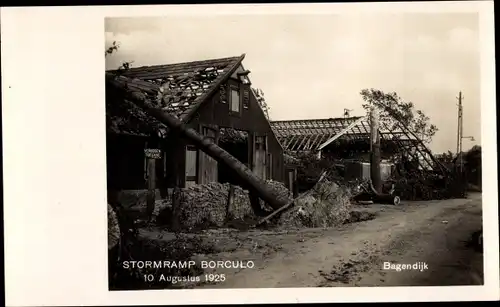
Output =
[
  {"x1": 370, "y1": 106, "x2": 382, "y2": 194},
  {"x1": 106, "y1": 75, "x2": 288, "y2": 211}
]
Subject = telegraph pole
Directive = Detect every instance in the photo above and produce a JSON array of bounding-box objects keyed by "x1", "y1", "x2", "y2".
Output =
[
  {"x1": 370, "y1": 106, "x2": 382, "y2": 194},
  {"x1": 456, "y1": 92, "x2": 464, "y2": 172}
]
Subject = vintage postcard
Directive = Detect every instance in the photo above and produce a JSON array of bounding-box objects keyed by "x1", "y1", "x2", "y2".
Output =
[{"x1": 3, "y1": 1, "x2": 499, "y2": 305}]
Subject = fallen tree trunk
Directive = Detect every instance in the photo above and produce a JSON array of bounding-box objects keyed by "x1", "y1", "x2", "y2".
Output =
[{"x1": 106, "y1": 75, "x2": 288, "y2": 211}]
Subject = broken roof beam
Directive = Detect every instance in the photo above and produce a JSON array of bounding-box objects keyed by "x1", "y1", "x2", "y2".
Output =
[
  {"x1": 317, "y1": 134, "x2": 332, "y2": 150},
  {"x1": 307, "y1": 131, "x2": 321, "y2": 150},
  {"x1": 317, "y1": 116, "x2": 368, "y2": 151},
  {"x1": 292, "y1": 135, "x2": 306, "y2": 151},
  {"x1": 298, "y1": 134, "x2": 309, "y2": 150},
  {"x1": 284, "y1": 135, "x2": 297, "y2": 149},
  {"x1": 380, "y1": 119, "x2": 441, "y2": 173},
  {"x1": 289, "y1": 134, "x2": 303, "y2": 151},
  {"x1": 306, "y1": 132, "x2": 322, "y2": 150},
  {"x1": 414, "y1": 146, "x2": 438, "y2": 171},
  {"x1": 394, "y1": 121, "x2": 450, "y2": 174},
  {"x1": 296, "y1": 133, "x2": 313, "y2": 151}
]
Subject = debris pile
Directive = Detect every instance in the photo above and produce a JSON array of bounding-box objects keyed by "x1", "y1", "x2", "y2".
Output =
[
  {"x1": 390, "y1": 168, "x2": 466, "y2": 200},
  {"x1": 278, "y1": 179, "x2": 352, "y2": 228},
  {"x1": 218, "y1": 127, "x2": 248, "y2": 143},
  {"x1": 155, "y1": 180, "x2": 292, "y2": 231}
]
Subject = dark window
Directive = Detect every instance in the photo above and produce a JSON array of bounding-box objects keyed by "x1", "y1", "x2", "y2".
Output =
[
  {"x1": 243, "y1": 89, "x2": 249, "y2": 109},
  {"x1": 219, "y1": 84, "x2": 227, "y2": 104}
]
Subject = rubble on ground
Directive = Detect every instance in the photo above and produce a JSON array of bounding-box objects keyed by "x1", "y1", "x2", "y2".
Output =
[{"x1": 278, "y1": 179, "x2": 353, "y2": 229}]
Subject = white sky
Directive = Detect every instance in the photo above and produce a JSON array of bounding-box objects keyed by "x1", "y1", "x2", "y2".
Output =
[{"x1": 105, "y1": 13, "x2": 480, "y2": 153}]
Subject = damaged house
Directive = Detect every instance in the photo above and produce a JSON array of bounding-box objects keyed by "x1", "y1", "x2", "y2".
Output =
[
  {"x1": 270, "y1": 116, "x2": 445, "y2": 184},
  {"x1": 105, "y1": 54, "x2": 285, "y2": 199}
]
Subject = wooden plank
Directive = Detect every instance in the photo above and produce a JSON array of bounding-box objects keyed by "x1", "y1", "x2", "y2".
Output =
[
  {"x1": 318, "y1": 116, "x2": 367, "y2": 150},
  {"x1": 309, "y1": 133, "x2": 322, "y2": 150},
  {"x1": 284, "y1": 134, "x2": 297, "y2": 149},
  {"x1": 289, "y1": 135, "x2": 303, "y2": 151},
  {"x1": 295, "y1": 133, "x2": 310, "y2": 151},
  {"x1": 254, "y1": 199, "x2": 295, "y2": 227}
]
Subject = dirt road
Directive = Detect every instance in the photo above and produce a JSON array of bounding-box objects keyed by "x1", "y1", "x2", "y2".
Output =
[{"x1": 186, "y1": 193, "x2": 483, "y2": 288}]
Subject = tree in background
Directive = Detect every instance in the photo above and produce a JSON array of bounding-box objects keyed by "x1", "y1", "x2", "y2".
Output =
[
  {"x1": 252, "y1": 88, "x2": 271, "y2": 120},
  {"x1": 105, "y1": 41, "x2": 120, "y2": 57},
  {"x1": 436, "y1": 150, "x2": 455, "y2": 162},
  {"x1": 463, "y1": 145, "x2": 482, "y2": 188},
  {"x1": 360, "y1": 89, "x2": 438, "y2": 144},
  {"x1": 434, "y1": 150, "x2": 456, "y2": 171}
]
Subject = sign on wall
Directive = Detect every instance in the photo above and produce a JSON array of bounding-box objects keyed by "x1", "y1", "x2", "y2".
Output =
[{"x1": 144, "y1": 149, "x2": 162, "y2": 159}]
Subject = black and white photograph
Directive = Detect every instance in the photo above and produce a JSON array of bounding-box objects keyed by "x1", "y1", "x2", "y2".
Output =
[
  {"x1": 2, "y1": 1, "x2": 498, "y2": 305},
  {"x1": 105, "y1": 8, "x2": 487, "y2": 290}
]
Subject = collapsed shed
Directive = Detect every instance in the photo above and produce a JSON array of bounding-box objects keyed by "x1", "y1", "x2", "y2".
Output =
[
  {"x1": 272, "y1": 116, "x2": 444, "y2": 170},
  {"x1": 270, "y1": 115, "x2": 457, "y2": 200}
]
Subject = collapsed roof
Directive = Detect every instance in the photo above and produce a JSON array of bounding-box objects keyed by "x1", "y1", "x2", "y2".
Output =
[
  {"x1": 270, "y1": 116, "x2": 417, "y2": 152},
  {"x1": 105, "y1": 55, "x2": 245, "y2": 136},
  {"x1": 271, "y1": 116, "x2": 447, "y2": 173}
]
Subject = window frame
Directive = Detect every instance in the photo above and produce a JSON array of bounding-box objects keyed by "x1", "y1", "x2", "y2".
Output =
[{"x1": 229, "y1": 85, "x2": 242, "y2": 115}]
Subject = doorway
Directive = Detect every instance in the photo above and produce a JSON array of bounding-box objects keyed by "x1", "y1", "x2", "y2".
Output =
[{"x1": 218, "y1": 127, "x2": 249, "y2": 186}]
